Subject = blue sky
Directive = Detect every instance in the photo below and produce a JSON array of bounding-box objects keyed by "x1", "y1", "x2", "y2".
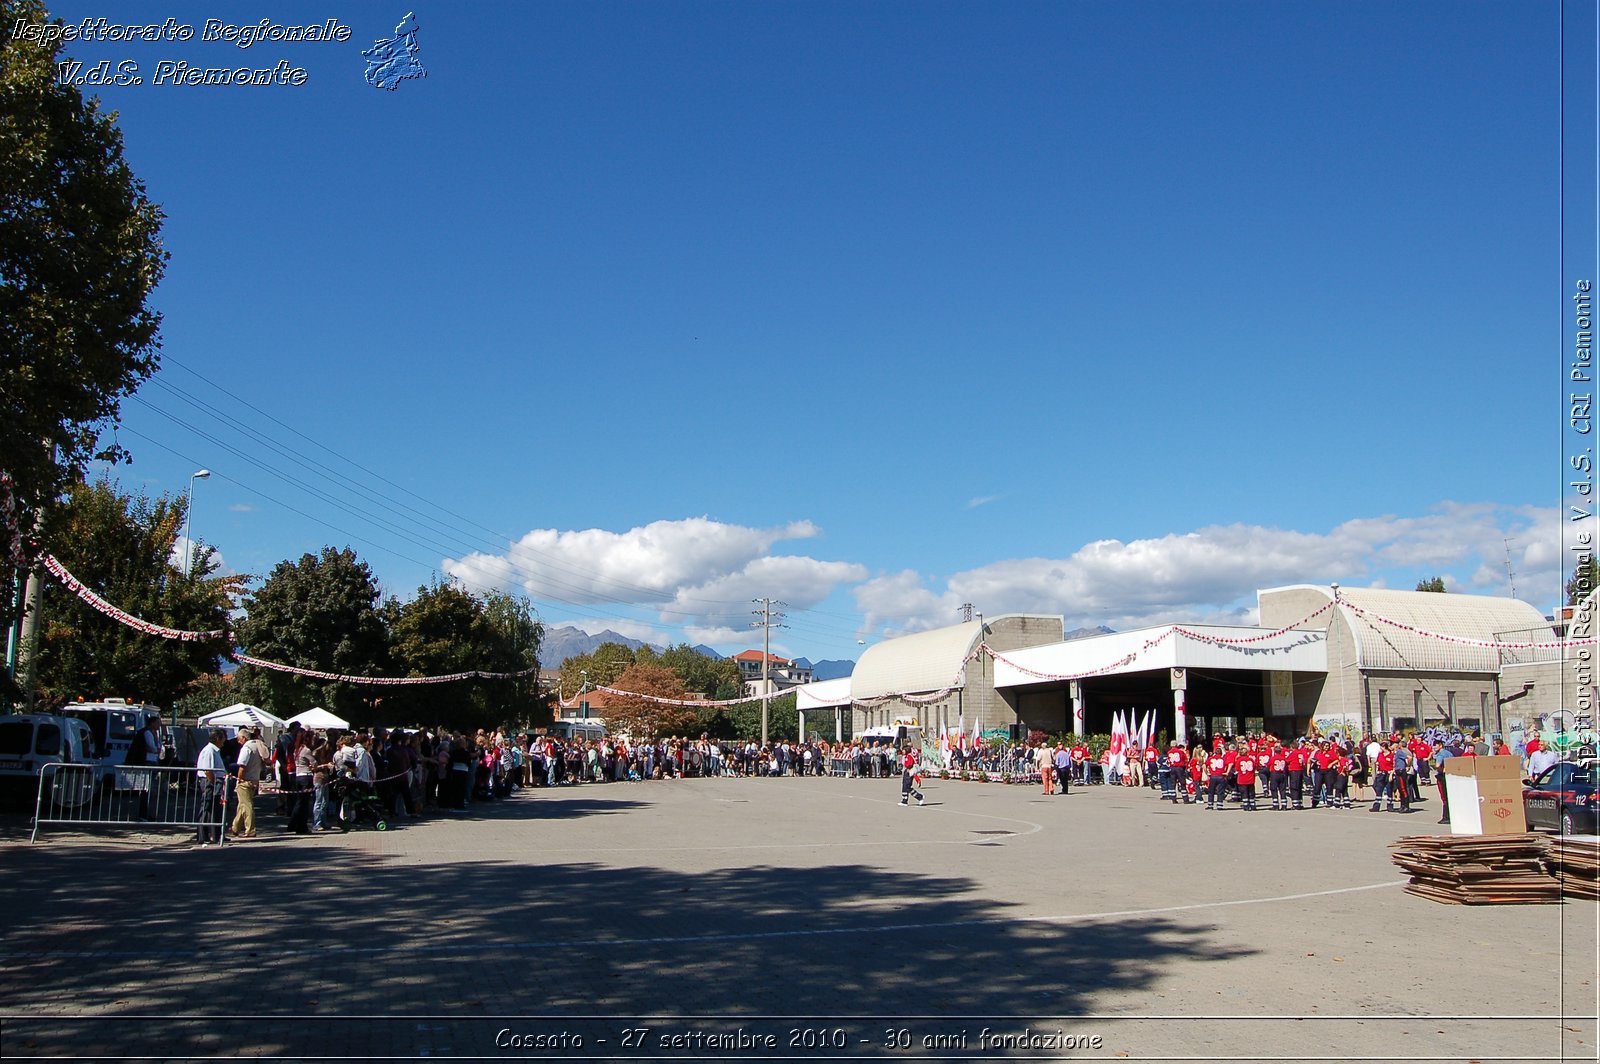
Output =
[{"x1": 47, "y1": 0, "x2": 1583, "y2": 662}]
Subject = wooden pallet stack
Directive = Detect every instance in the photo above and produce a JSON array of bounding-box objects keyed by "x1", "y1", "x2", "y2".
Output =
[
  {"x1": 1543, "y1": 836, "x2": 1600, "y2": 899},
  {"x1": 1389, "y1": 834, "x2": 1564, "y2": 904}
]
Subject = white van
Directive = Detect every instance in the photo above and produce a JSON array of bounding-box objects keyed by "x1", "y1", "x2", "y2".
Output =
[
  {"x1": 61, "y1": 699, "x2": 164, "y2": 772},
  {"x1": 857, "y1": 720, "x2": 924, "y2": 750},
  {"x1": 0, "y1": 714, "x2": 97, "y2": 808}
]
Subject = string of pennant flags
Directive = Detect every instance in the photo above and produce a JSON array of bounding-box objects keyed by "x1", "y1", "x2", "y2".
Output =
[
  {"x1": 28, "y1": 550, "x2": 1600, "y2": 702},
  {"x1": 42, "y1": 553, "x2": 537, "y2": 685}
]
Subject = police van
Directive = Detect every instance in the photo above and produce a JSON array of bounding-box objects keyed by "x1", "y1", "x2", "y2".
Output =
[{"x1": 0, "y1": 714, "x2": 97, "y2": 809}]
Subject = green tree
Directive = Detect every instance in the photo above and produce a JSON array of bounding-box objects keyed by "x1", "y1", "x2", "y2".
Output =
[
  {"x1": 1, "y1": 0, "x2": 168, "y2": 549},
  {"x1": 661, "y1": 643, "x2": 741, "y2": 699},
  {"x1": 380, "y1": 583, "x2": 544, "y2": 731},
  {"x1": 1569, "y1": 557, "x2": 1600, "y2": 605},
  {"x1": 232, "y1": 547, "x2": 389, "y2": 723},
  {"x1": 480, "y1": 592, "x2": 544, "y2": 727},
  {"x1": 384, "y1": 581, "x2": 492, "y2": 730},
  {"x1": 1415, "y1": 576, "x2": 1447, "y2": 593},
  {"x1": 558, "y1": 641, "x2": 636, "y2": 697},
  {"x1": 721, "y1": 693, "x2": 798, "y2": 741},
  {"x1": 34, "y1": 477, "x2": 239, "y2": 709}
]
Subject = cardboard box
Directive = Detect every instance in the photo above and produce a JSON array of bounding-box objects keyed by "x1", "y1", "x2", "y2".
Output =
[{"x1": 1444, "y1": 755, "x2": 1528, "y2": 835}]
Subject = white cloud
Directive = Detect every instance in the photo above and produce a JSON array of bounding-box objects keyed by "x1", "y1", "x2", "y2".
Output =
[
  {"x1": 169, "y1": 537, "x2": 234, "y2": 577},
  {"x1": 853, "y1": 503, "x2": 1566, "y2": 637},
  {"x1": 443, "y1": 517, "x2": 866, "y2": 646},
  {"x1": 443, "y1": 517, "x2": 820, "y2": 605},
  {"x1": 967, "y1": 494, "x2": 1001, "y2": 509}
]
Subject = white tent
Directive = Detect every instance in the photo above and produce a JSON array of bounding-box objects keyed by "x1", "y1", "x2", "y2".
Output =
[
  {"x1": 198, "y1": 703, "x2": 287, "y2": 729},
  {"x1": 287, "y1": 706, "x2": 349, "y2": 730}
]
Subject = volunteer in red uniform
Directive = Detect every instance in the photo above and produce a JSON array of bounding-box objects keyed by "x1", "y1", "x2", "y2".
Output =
[
  {"x1": 1371, "y1": 741, "x2": 1396, "y2": 812},
  {"x1": 1189, "y1": 745, "x2": 1205, "y2": 804},
  {"x1": 1143, "y1": 743, "x2": 1159, "y2": 789},
  {"x1": 1234, "y1": 747, "x2": 1258, "y2": 810},
  {"x1": 1267, "y1": 745, "x2": 1290, "y2": 810},
  {"x1": 1204, "y1": 748, "x2": 1228, "y2": 809},
  {"x1": 1311, "y1": 740, "x2": 1338, "y2": 808},
  {"x1": 1331, "y1": 747, "x2": 1352, "y2": 809},
  {"x1": 1166, "y1": 742, "x2": 1190, "y2": 803},
  {"x1": 1285, "y1": 740, "x2": 1311, "y2": 809}
]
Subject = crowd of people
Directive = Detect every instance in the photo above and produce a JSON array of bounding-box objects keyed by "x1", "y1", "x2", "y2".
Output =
[
  {"x1": 186, "y1": 712, "x2": 1565, "y2": 843},
  {"x1": 190, "y1": 726, "x2": 942, "y2": 841},
  {"x1": 1058, "y1": 729, "x2": 1528, "y2": 824}
]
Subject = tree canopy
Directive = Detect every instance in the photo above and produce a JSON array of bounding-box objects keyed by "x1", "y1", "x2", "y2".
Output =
[
  {"x1": 1415, "y1": 576, "x2": 1447, "y2": 593},
  {"x1": 35, "y1": 477, "x2": 239, "y2": 708},
  {"x1": 601, "y1": 663, "x2": 696, "y2": 739},
  {"x1": 559, "y1": 641, "x2": 740, "y2": 702},
  {"x1": 231, "y1": 547, "x2": 390, "y2": 723},
  {"x1": 1, "y1": 0, "x2": 168, "y2": 539}
]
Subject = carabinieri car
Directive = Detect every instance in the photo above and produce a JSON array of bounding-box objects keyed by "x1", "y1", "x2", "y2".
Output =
[{"x1": 1523, "y1": 760, "x2": 1599, "y2": 836}]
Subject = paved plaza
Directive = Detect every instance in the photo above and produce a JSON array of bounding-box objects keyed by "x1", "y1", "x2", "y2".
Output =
[{"x1": 0, "y1": 774, "x2": 1595, "y2": 1062}]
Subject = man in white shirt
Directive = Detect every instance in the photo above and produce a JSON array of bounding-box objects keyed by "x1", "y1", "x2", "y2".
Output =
[
  {"x1": 195, "y1": 729, "x2": 227, "y2": 845},
  {"x1": 231, "y1": 727, "x2": 271, "y2": 838},
  {"x1": 1528, "y1": 743, "x2": 1561, "y2": 780}
]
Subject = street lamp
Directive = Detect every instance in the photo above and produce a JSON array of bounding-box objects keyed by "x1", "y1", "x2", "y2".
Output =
[{"x1": 183, "y1": 469, "x2": 210, "y2": 574}]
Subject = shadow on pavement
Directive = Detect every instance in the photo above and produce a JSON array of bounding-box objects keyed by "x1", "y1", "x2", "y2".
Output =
[{"x1": 0, "y1": 837, "x2": 1254, "y2": 1058}]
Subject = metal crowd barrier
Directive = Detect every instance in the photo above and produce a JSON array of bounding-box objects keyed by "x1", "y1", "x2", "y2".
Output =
[{"x1": 30, "y1": 763, "x2": 234, "y2": 845}]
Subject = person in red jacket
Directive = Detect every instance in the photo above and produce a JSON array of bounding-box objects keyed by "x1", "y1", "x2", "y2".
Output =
[
  {"x1": 1285, "y1": 740, "x2": 1311, "y2": 809},
  {"x1": 1234, "y1": 747, "x2": 1259, "y2": 811},
  {"x1": 1370, "y1": 741, "x2": 1397, "y2": 812},
  {"x1": 1331, "y1": 748, "x2": 1353, "y2": 809},
  {"x1": 1143, "y1": 743, "x2": 1159, "y2": 789},
  {"x1": 1204, "y1": 748, "x2": 1229, "y2": 809},
  {"x1": 1166, "y1": 743, "x2": 1190, "y2": 803},
  {"x1": 1311, "y1": 739, "x2": 1339, "y2": 808},
  {"x1": 1267, "y1": 745, "x2": 1290, "y2": 810}
]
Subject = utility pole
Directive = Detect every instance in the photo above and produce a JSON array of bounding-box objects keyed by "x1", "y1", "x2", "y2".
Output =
[
  {"x1": 1503, "y1": 538, "x2": 1518, "y2": 600},
  {"x1": 752, "y1": 598, "x2": 787, "y2": 745}
]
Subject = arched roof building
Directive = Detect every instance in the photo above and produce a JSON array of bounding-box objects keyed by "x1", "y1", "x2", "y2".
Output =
[{"x1": 1258, "y1": 584, "x2": 1555, "y2": 734}]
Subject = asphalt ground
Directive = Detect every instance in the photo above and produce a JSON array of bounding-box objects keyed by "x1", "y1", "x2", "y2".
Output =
[{"x1": 0, "y1": 773, "x2": 1595, "y2": 1063}]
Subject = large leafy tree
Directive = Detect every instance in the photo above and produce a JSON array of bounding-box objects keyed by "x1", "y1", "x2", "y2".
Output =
[
  {"x1": 383, "y1": 583, "x2": 543, "y2": 731},
  {"x1": 603, "y1": 663, "x2": 696, "y2": 739},
  {"x1": 1, "y1": 0, "x2": 169, "y2": 554},
  {"x1": 479, "y1": 591, "x2": 544, "y2": 726},
  {"x1": 232, "y1": 548, "x2": 389, "y2": 723},
  {"x1": 558, "y1": 641, "x2": 637, "y2": 698},
  {"x1": 1415, "y1": 576, "x2": 1447, "y2": 593},
  {"x1": 35, "y1": 477, "x2": 239, "y2": 708},
  {"x1": 660, "y1": 643, "x2": 741, "y2": 700}
]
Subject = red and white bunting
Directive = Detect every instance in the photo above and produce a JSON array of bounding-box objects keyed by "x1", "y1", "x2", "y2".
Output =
[
  {"x1": 233, "y1": 653, "x2": 537, "y2": 686},
  {"x1": 1171, "y1": 600, "x2": 1338, "y2": 646},
  {"x1": 45, "y1": 554, "x2": 227, "y2": 642},
  {"x1": 1335, "y1": 596, "x2": 1596, "y2": 650},
  {"x1": 590, "y1": 684, "x2": 754, "y2": 708},
  {"x1": 44, "y1": 554, "x2": 536, "y2": 685}
]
